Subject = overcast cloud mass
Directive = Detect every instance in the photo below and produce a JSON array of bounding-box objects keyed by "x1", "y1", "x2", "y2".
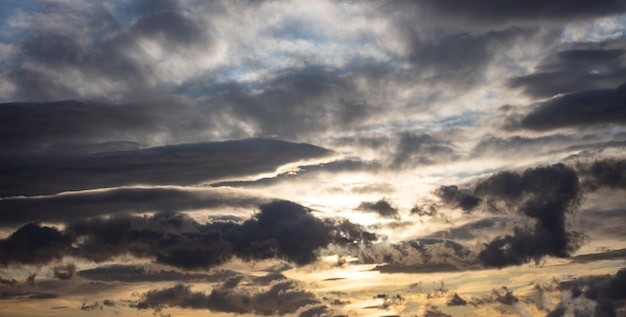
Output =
[{"x1": 1, "y1": 1, "x2": 626, "y2": 316}]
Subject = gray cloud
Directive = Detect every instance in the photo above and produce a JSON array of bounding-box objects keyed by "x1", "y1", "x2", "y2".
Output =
[
  {"x1": 509, "y1": 43, "x2": 626, "y2": 98},
  {"x1": 0, "y1": 0, "x2": 563, "y2": 147},
  {"x1": 0, "y1": 100, "x2": 164, "y2": 154},
  {"x1": 0, "y1": 223, "x2": 73, "y2": 266},
  {"x1": 576, "y1": 158, "x2": 626, "y2": 190},
  {"x1": 471, "y1": 132, "x2": 626, "y2": 159},
  {"x1": 53, "y1": 264, "x2": 76, "y2": 280},
  {"x1": 78, "y1": 265, "x2": 289, "y2": 291},
  {"x1": 431, "y1": 163, "x2": 585, "y2": 267},
  {"x1": 351, "y1": 238, "x2": 472, "y2": 270},
  {"x1": 426, "y1": 217, "x2": 512, "y2": 241},
  {"x1": 135, "y1": 280, "x2": 324, "y2": 316},
  {"x1": 391, "y1": 132, "x2": 459, "y2": 168},
  {"x1": 0, "y1": 187, "x2": 266, "y2": 227},
  {"x1": 8, "y1": 1, "x2": 211, "y2": 101},
  {"x1": 357, "y1": 199, "x2": 399, "y2": 218},
  {"x1": 548, "y1": 267, "x2": 626, "y2": 316},
  {"x1": 0, "y1": 200, "x2": 376, "y2": 268},
  {"x1": 0, "y1": 138, "x2": 331, "y2": 197},
  {"x1": 209, "y1": 129, "x2": 471, "y2": 188},
  {"x1": 473, "y1": 164, "x2": 584, "y2": 267},
  {"x1": 388, "y1": 0, "x2": 626, "y2": 28},
  {"x1": 470, "y1": 134, "x2": 572, "y2": 157},
  {"x1": 78, "y1": 265, "x2": 237, "y2": 283},
  {"x1": 436, "y1": 185, "x2": 482, "y2": 212},
  {"x1": 513, "y1": 82, "x2": 626, "y2": 131},
  {"x1": 204, "y1": 68, "x2": 380, "y2": 140}
]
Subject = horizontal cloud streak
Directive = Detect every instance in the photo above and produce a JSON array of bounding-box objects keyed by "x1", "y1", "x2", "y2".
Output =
[
  {"x1": 0, "y1": 187, "x2": 266, "y2": 227},
  {"x1": 516, "y1": 83, "x2": 626, "y2": 131},
  {"x1": 0, "y1": 138, "x2": 332, "y2": 197},
  {"x1": 135, "y1": 280, "x2": 325, "y2": 316}
]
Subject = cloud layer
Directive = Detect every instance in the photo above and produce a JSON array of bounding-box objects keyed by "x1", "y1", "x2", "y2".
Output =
[{"x1": 0, "y1": 200, "x2": 376, "y2": 269}]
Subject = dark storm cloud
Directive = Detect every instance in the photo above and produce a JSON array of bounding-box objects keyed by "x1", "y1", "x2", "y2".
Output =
[
  {"x1": 221, "y1": 200, "x2": 361, "y2": 265},
  {"x1": 0, "y1": 200, "x2": 375, "y2": 268},
  {"x1": 0, "y1": 187, "x2": 266, "y2": 227},
  {"x1": 435, "y1": 185, "x2": 481, "y2": 212},
  {"x1": 0, "y1": 223, "x2": 73, "y2": 266},
  {"x1": 549, "y1": 267, "x2": 626, "y2": 316},
  {"x1": 509, "y1": 43, "x2": 626, "y2": 98},
  {"x1": 513, "y1": 82, "x2": 626, "y2": 131},
  {"x1": 388, "y1": 0, "x2": 626, "y2": 27},
  {"x1": 0, "y1": 100, "x2": 164, "y2": 154},
  {"x1": 357, "y1": 199, "x2": 399, "y2": 218},
  {"x1": 135, "y1": 280, "x2": 324, "y2": 316},
  {"x1": 472, "y1": 164, "x2": 584, "y2": 267},
  {"x1": 0, "y1": 137, "x2": 331, "y2": 197},
  {"x1": 433, "y1": 164, "x2": 585, "y2": 267}
]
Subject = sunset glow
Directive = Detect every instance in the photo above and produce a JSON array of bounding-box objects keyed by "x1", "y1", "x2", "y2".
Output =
[{"x1": 1, "y1": 1, "x2": 626, "y2": 316}]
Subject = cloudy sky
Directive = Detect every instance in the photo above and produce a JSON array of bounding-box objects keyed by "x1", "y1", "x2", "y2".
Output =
[{"x1": 1, "y1": 0, "x2": 626, "y2": 316}]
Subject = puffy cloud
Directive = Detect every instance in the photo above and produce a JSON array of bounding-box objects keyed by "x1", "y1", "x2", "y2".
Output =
[
  {"x1": 0, "y1": 223, "x2": 73, "y2": 266},
  {"x1": 357, "y1": 199, "x2": 399, "y2": 218},
  {"x1": 434, "y1": 163, "x2": 584, "y2": 267},
  {"x1": 220, "y1": 200, "x2": 338, "y2": 265},
  {"x1": 436, "y1": 185, "x2": 482, "y2": 212},
  {"x1": 0, "y1": 200, "x2": 375, "y2": 268},
  {"x1": 135, "y1": 280, "x2": 323, "y2": 316},
  {"x1": 476, "y1": 164, "x2": 584, "y2": 267}
]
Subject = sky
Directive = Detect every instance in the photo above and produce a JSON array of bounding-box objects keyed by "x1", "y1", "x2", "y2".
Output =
[{"x1": 1, "y1": 0, "x2": 626, "y2": 316}]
